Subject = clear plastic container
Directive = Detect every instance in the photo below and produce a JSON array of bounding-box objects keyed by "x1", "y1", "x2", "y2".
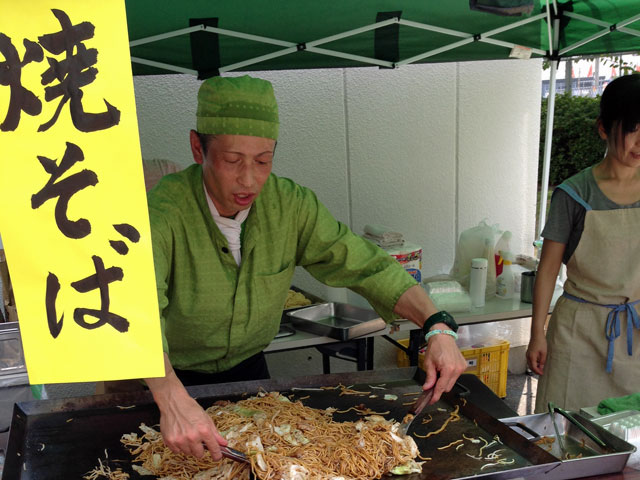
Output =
[
  {"x1": 610, "y1": 415, "x2": 640, "y2": 441},
  {"x1": 591, "y1": 410, "x2": 640, "y2": 442}
]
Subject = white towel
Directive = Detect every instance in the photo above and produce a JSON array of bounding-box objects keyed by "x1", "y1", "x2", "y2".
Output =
[
  {"x1": 204, "y1": 182, "x2": 249, "y2": 266},
  {"x1": 363, "y1": 224, "x2": 404, "y2": 248}
]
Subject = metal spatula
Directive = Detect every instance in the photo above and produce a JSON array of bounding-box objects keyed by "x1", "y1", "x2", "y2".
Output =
[{"x1": 398, "y1": 387, "x2": 435, "y2": 437}]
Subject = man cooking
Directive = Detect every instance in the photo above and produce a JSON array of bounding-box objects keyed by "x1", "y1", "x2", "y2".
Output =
[{"x1": 144, "y1": 75, "x2": 467, "y2": 460}]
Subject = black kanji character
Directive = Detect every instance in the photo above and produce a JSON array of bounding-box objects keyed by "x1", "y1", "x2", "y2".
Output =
[
  {"x1": 109, "y1": 223, "x2": 140, "y2": 255},
  {"x1": 45, "y1": 272, "x2": 64, "y2": 338},
  {"x1": 44, "y1": 256, "x2": 129, "y2": 338},
  {"x1": 31, "y1": 142, "x2": 98, "y2": 239},
  {"x1": 37, "y1": 9, "x2": 120, "y2": 132},
  {"x1": 0, "y1": 33, "x2": 44, "y2": 131},
  {"x1": 71, "y1": 255, "x2": 129, "y2": 333}
]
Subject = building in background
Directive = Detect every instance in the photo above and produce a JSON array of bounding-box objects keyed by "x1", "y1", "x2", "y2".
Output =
[{"x1": 542, "y1": 54, "x2": 640, "y2": 97}]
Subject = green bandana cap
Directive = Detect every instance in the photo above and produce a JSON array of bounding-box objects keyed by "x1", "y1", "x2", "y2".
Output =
[{"x1": 196, "y1": 75, "x2": 279, "y2": 140}]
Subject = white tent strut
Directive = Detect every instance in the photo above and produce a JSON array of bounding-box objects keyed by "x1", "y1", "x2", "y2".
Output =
[
  {"x1": 538, "y1": 17, "x2": 561, "y2": 239},
  {"x1": 560, "y1": 12, "x2": 640, "y2": 55},
  {"x1": 130, "y1": 14, "x2": 549, "y2": 73}
]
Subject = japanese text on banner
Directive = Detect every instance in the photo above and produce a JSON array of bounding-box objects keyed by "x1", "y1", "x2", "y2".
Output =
[{"x1": 0, "y1": 0, "x2": 164, "y2": 383}]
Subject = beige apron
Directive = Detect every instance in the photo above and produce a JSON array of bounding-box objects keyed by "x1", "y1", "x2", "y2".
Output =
[{"x1": 535, "y1": 184, "x2": 640, "y2": 412}]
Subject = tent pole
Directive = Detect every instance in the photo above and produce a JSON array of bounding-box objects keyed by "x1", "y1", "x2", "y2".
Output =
[
  {"x1": 538, "y1": 60, "x2": 556, "y2": 237},
  {"x1": 595, "y1": 57, "x2": 601, "y2": 95},
  {"x1": 538, "y1": 19, "x2": 561, "y2": 238},
  {"x1": 546, "y1": 0, "x2": 553, "y2": 56}
]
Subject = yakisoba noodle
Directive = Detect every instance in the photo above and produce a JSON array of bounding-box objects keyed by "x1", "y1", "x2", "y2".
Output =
[
  {"x1": 114, "y1": 391, "x2": 422, "y2": 480},
  {"x1": 284, "y1": 289, "x2": 312, "y2": 308}
]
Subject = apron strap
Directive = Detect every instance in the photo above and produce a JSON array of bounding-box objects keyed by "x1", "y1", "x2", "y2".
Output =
[
  {"x1": 562, "y1": 292, "x2": 640, "y2": 373},
  {"x1": 555, "y1": 184, "x2": 593, "y2": 211}
]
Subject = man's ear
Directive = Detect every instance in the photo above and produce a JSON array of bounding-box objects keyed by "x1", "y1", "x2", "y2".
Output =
[{"x1": 190, "y1": 130, "x2": 205, "y2": 164}]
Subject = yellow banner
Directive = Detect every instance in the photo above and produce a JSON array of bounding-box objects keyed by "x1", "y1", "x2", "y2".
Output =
[{"x1": 0, "y1": 1, "x2": 164, "y2": 383}]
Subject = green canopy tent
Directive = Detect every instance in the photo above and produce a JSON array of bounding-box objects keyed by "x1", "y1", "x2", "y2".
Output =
[{"x1": 125, "y1": 0, "x2": 640, "y2": 234}]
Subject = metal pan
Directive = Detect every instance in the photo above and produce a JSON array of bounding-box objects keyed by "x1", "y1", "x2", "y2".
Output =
[
  {"x1": 286, "y1": 302, "x2": 386, "y2": 340},
  {"x1": 501, "y1": 410, "x2": 636, "y2": 480},
  {"x1": 280, "y1": 286, "x2": 326, "y2": 325}
]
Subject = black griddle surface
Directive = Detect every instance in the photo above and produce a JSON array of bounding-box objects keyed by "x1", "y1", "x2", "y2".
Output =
[{"x1": 2, "y1": 370, "x2": 558, "y2": 480}]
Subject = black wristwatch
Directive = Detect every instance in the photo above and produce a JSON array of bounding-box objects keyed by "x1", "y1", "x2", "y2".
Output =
[{"x1": 421, "y1": 311, "x2": 458, "y2": 337}]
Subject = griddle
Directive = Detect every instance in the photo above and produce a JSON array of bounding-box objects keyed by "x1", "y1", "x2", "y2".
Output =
[{"x1": 2, "y1": 369, "x2": 561, "y2": 480}]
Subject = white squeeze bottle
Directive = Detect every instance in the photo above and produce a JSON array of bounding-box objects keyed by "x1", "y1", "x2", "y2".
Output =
[
  {"x1": 469, "y1": 258, "x2": 488, "y2": 307},
  {"x1": 494, "y1": 230, "x2": 512, "y2": 277},
  {"x1": 496, "y1": 251, "x2": 515, "y2": 299}
]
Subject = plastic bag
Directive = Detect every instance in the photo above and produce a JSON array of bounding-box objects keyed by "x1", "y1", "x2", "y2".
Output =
[
  {"x1": 424, "y1": 280, "x2": 466, "y2": 295},
  {"x1": 449, "y1": 219, "x2": 500, "y2": 297},
  {"x1": 424, "y1": 279, "x2": 472, "y2": 313},
  {"x1": 429, "y1": 291, "x2": 472, "y2": 313}
]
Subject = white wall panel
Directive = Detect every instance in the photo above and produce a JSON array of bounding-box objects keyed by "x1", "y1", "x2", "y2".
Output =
[
  {"x1": 346, "y1": 64, "x2": 458, "y2": 278},
  {"x1": 256, "y1": 70, "x2": 350, "y2": 225},
  {"x1": 133, "y1": 75, "x2": 199, "y2": 166},
  {"x1": 457, "y1": 60, "x2": 542, "y2": 256}
]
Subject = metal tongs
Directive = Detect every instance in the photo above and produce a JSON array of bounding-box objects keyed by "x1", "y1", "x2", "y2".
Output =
[
  {"x1": 548, "y1": 402, "x2": 608, "y2": 450},
  {"x1": 399, "y1": 387, "x2": 435, "y2": 437},
  {"x1": 548, "y1": 401, "x2": 568, "y2": 458},
  {"x1": 220, "y1": 445, "x2": 250, "y2": 464}
]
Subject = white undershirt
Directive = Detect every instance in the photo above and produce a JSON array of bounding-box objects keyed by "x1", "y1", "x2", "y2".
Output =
[{"x1": 204, "y1": 182, "x2": 250, "y2": 266}]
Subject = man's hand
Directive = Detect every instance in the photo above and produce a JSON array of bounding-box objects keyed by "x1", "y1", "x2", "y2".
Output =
[
  {"x1": 146, "y1": 354, "x2": 227, "y2": 459},
  {"x1": 157, "y1": 389, "x2": 227, "y2": 458},
  {"x1": 393, "y1": 285, "x2": 468, "y2": 403},
  {"x1": 421, "y1": 325, "x2": 468, "y2": 403}
]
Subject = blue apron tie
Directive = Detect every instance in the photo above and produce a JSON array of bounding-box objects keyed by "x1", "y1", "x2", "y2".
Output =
[{"x1": 563, "y1": 292, "x2": 640, "y2": 373}]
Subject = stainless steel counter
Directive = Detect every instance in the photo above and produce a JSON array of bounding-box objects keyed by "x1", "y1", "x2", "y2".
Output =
[{"x1": 0, "y1": 322, "x2": 28, "y2": 388}]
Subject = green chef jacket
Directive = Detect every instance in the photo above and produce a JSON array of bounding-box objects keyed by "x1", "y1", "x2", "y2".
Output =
[{"x1": 148, "y1": 164, "x2": 416, "y2": 373}]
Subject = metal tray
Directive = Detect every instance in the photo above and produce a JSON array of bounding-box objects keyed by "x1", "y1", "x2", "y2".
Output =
[
  {"x1": 286, "y1": 302, "x2": 386, "y2": 340},
  {"x1": 501, "y1": 411, "x2": 636, "y2": 480}
]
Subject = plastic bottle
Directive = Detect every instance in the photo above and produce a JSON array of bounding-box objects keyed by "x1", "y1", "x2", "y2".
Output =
[
  {"x1": 483, "y1": 238, "x2": 497, "y2": 298},
  {"x1": 469, "y1": 258, "x2": 488, "y2": 307},
  {"x1": 496, "y1": 251, "x2": 515, "y2": 299},
  {"x1": 494, "y1": 231, "x2": 512, "y2": 277}
]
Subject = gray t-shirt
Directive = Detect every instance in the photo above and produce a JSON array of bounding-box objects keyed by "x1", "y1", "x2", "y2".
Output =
[{"x1": 542, "y1": 166, "x2": 640, "y2": 264}]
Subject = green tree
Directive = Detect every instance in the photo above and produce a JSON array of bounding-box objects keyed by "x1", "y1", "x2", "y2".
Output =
[{"x1": 539, "y1": 93, "x2": 606, "y2": 186}]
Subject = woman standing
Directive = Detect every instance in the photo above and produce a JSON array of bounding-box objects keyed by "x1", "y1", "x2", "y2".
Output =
[{"x1": 527, "y1": 74, "x2": 640, "y2": 412}]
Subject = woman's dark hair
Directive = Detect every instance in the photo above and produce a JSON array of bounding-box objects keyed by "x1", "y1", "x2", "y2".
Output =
[{"x1": 599, "y1": 74, "x2": 640, "y2": 151}]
